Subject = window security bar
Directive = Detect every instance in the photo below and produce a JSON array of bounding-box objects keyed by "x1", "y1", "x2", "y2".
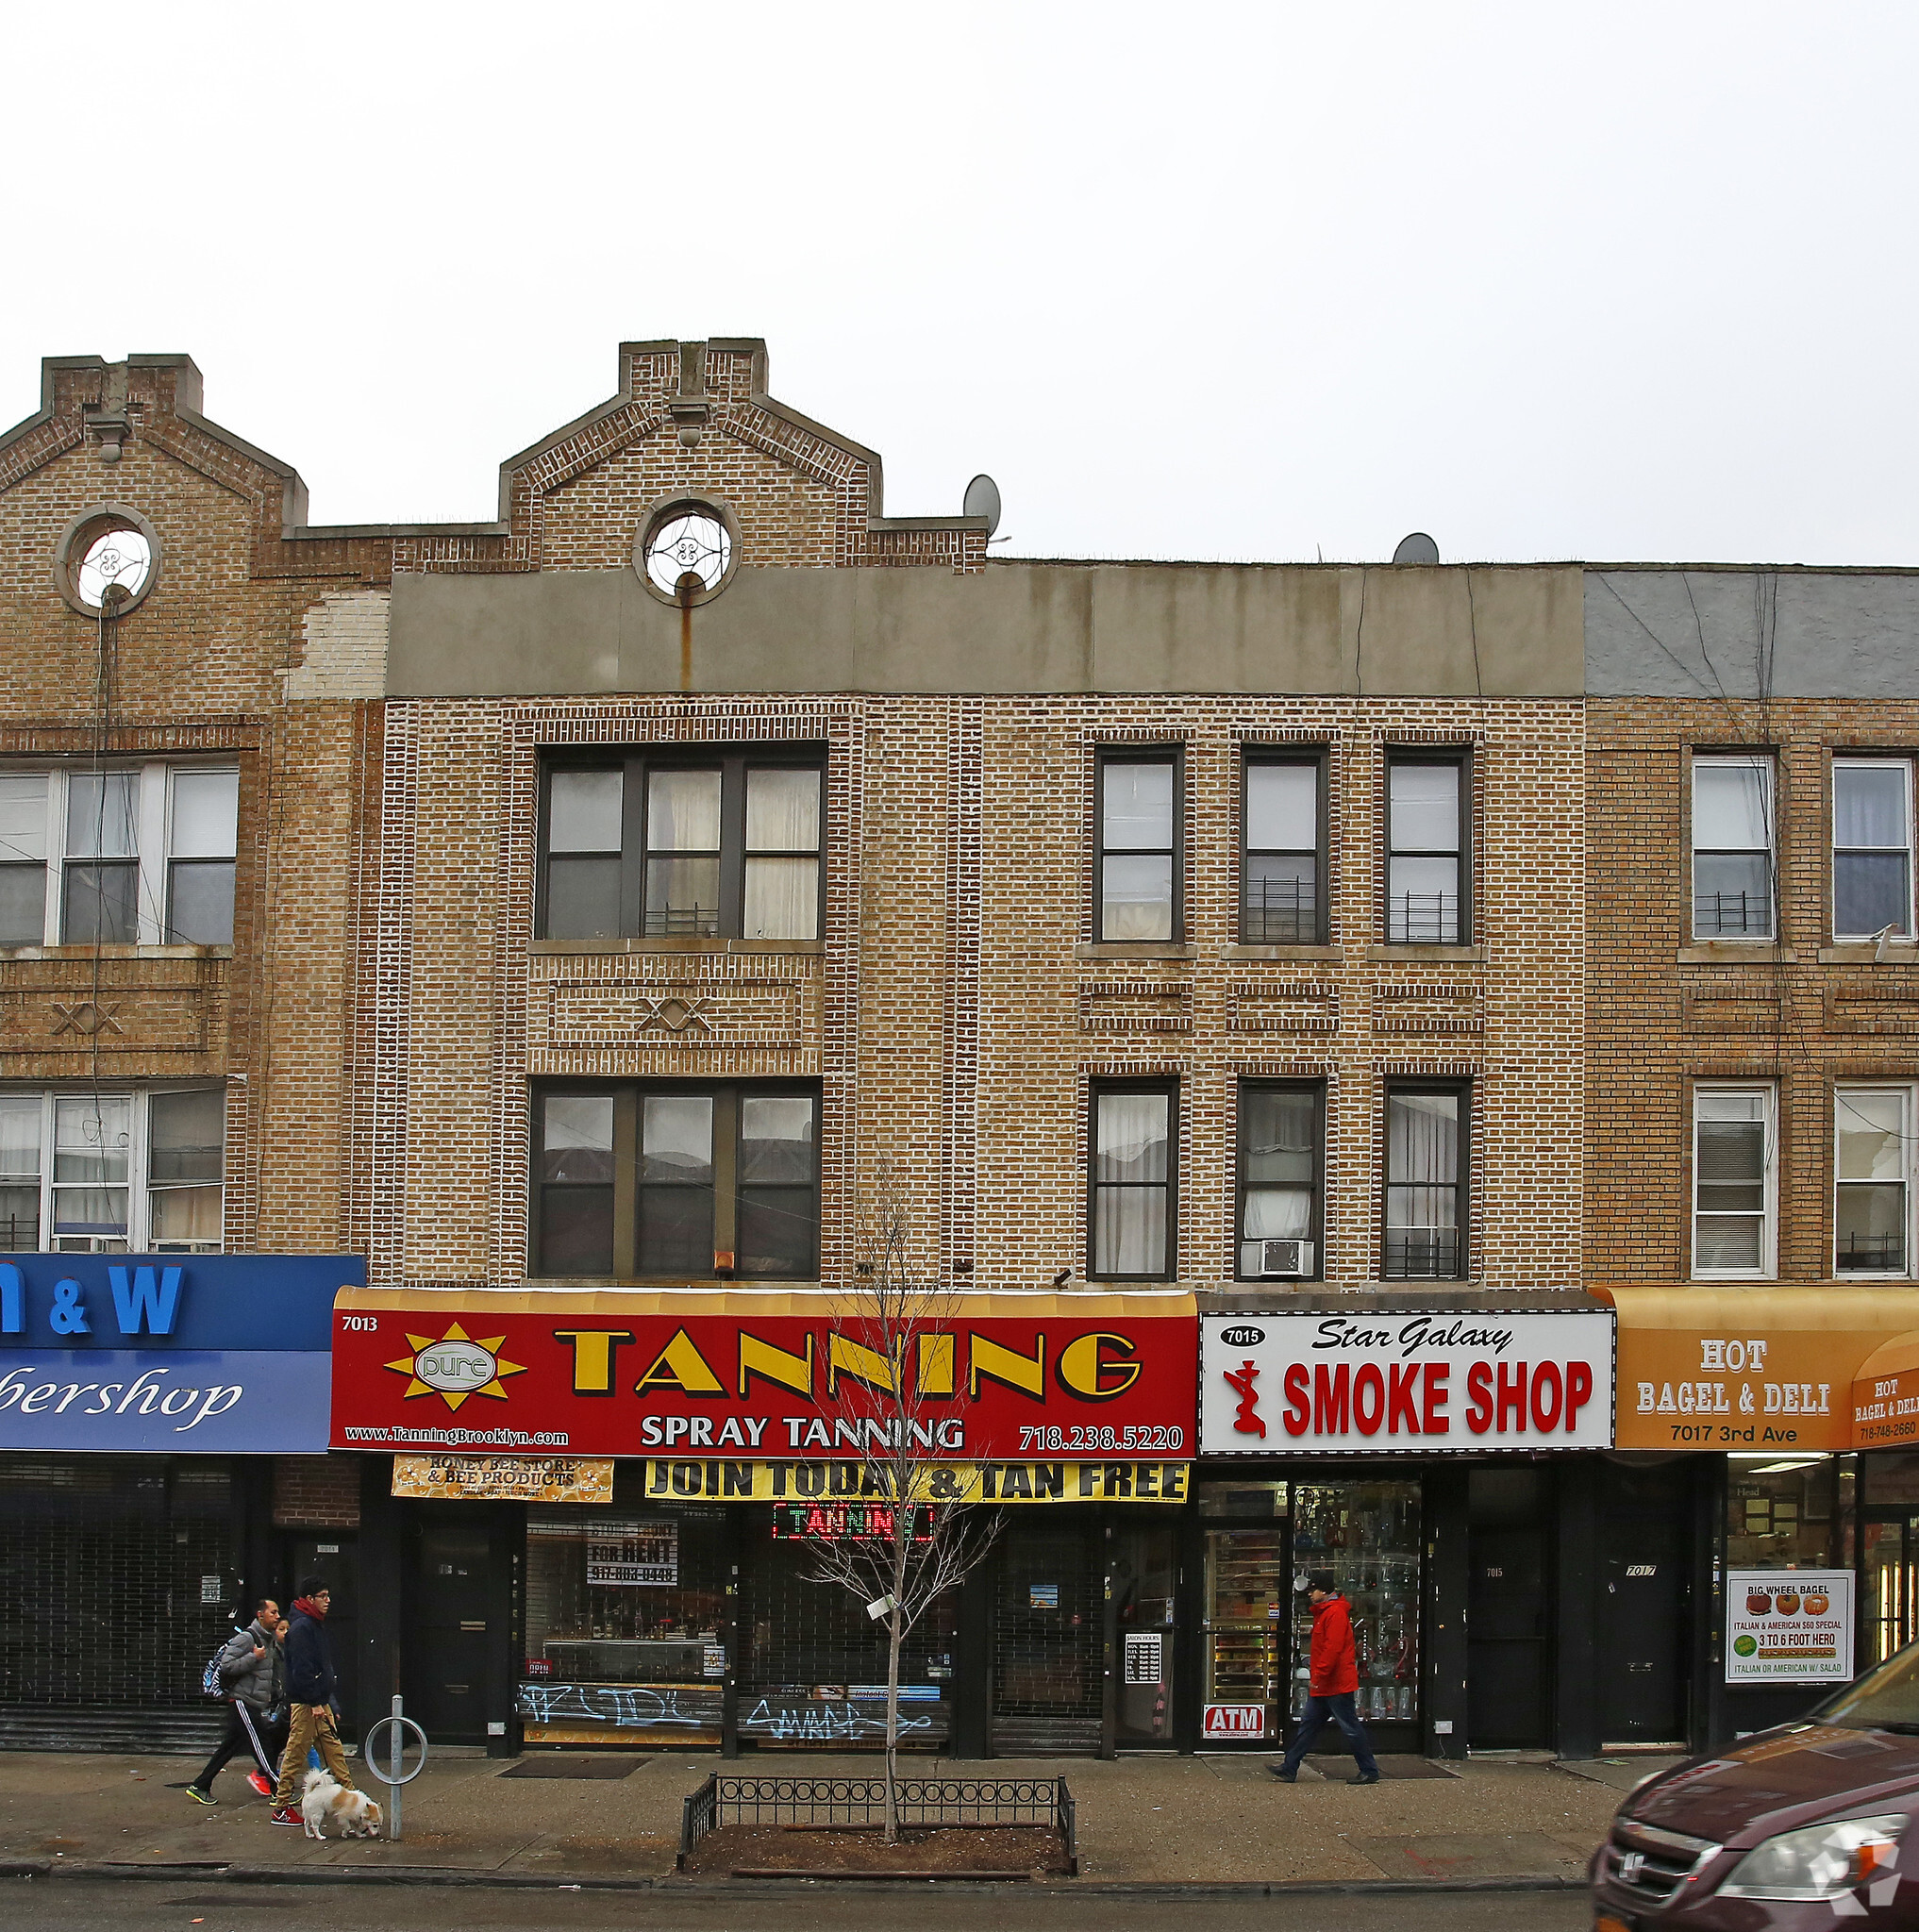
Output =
[
  {"x1": 1387, "y1": 894, "x2": 1460, "y2": 944},
  {"x1": 644, "y1": 904, "x2": 719, "y2": 938},
  {"x1": 1244, "y1": 877, "x2": 1314, "y2": 943},
  {"x1": 1694, "y1": 891, "x2": 1773, "y2": 938},
  {"x1": 1839, "y1": 1233, "x2": 1907, "y2": 1273},
  {"x1": 1383, "y1": 1228, "x2": 1460, "y2": 1279}
]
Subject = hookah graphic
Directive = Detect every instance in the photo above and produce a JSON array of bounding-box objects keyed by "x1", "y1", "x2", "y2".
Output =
[{"x1": 1224, "y1": 1358, "x2": 1265, "y2": 1438}]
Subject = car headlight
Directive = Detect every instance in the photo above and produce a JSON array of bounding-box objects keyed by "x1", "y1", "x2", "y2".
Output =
[{"x1": 1720, "y1": 1813, "x2": 1906, "y2": 1901}]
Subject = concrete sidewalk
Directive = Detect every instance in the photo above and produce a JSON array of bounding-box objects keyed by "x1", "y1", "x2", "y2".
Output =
[{"x1": 0, "y1": 1746, "x2": 1649, "y2": 1889}]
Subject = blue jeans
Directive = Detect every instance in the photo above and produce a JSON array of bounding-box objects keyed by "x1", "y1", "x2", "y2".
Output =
[{"x1": 1280, "y1": 1692, "x2": 1378, "y2": 1776}]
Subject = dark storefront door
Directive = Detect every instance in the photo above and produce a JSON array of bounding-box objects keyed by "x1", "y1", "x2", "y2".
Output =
[
  {"x1": 1597, "y1": 1464, "x2": 1690, "y2": 1747},
  {"x1": 1468, "y1": 1468, "x2": 1551, "y2": 1749},
  {"x1": 991, "y1": 1517, "x2": 1103, "y2": 1756},
  {"x1": 407, "y1": 1506, "x2": 492, "y2": 1744},
  {"x1": 1111, "y1": 1520, "x2": 1177, "y2": 1747},
  {"x1": 288, "y1": 1534, "x2": 359, "y2": 1740}
]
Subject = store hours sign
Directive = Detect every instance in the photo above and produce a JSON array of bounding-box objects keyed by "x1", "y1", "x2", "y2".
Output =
[{"x1": 1200, "y1": 1310, "x2": 1616, "y2": 1454}]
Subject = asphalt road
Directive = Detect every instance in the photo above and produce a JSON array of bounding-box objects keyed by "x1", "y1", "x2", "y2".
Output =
[{"x1": 5, "y1": 1877, "x2": 1593, "y2": 1931}]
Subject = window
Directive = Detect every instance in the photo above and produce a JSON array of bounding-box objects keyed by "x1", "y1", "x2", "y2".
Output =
[
  {"x1": 532, "y1": 1083, "x2": 819, "y2": 1280},
  {"x1": 1242, "y1": 755, "x2": 1323, "y2": 943},
  {"x1": 1694, "y1": 1085, "x2": 1776, "y2": 1278},
  {"x1": 1383, "y1": 1084, "x2": 1466, "y2": 1279},
  {"x1": 1693, "y1": 754, "x2": 1775, "y2": 940},
  {"x1": 1834, "y1": 758, "x2": 1913, "y2": 941},
  {"x1": 1089, "y1": 1081, "x2": 1176, "y2": 1280},
  {"x1": 1385, "y1": 755, "x2": 1466, "y2": 944},
  {"x1": 1837, "y1": 1086, "x2": 1913, "y2": 1276},
  {"x1": 1096, "y1": 751, "x2": 1179, "y2": 941},
  {"x1": 1237, "y1": 1083, "x2": 1322, "y2": 1278},
  {"x1": 0, "y1": 764, "x2": 238, "y2": 948},
  {"x1": 539, "y1": 752, "x2": 823, "y2": 943},
  {"x1": 0, "y1": 1088, "x2": 225, "y2": 1253}
]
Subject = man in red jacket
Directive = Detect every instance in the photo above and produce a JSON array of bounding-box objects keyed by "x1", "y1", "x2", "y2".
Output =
[{"x1": 1272, "y1": 1571, "x2": 1380, "y2": 1785}]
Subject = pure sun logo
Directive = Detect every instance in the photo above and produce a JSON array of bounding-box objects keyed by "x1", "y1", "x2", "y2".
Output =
[{"x1": 384, "y1": 1322, "x2": 527, "y2": 1411}]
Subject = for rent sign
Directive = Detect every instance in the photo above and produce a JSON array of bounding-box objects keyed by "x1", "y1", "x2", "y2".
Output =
[{"x1": 1199, "y1": 1310, "x2": 1615, "y2": 1455}]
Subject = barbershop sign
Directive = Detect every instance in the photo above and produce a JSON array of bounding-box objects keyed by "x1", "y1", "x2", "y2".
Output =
[
  {"x1": 331, "y1": 1289, "x2": 1197, "y2": 1462},
  {"x1": 0, "y1": 1254, "x2": 359, "y2": 1455},
  {"x1": 1199, "y1": 1309, "x2": 1615, "y2": 1455}
]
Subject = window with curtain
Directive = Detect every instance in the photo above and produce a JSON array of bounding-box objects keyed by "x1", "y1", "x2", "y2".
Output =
[
  {"x1": 1694, "y1": 1085, "x2": 1775, "y2": 1278},
  {"x1": 539, "y1": 752, "x2": 824, "y2": 944},
  {"x1": 1383, "y1": 1086, "x2": 1465, "y2": 1278},
  {"x1": 1837, "y1": 1086, "x2": 1913, "y2": 1276},
  {"x1": 1693, "y1": 754, "x2": 1775, "y2": 939},
  {"x1": 1097, "y1": 753, "x2": 1179, "y2": 941},
  {"x1": 1090, "y1": 1083, "x2": 1175, "y2": 1279},
  {"x1": 0, "y1": 1089, "x2": 225, "y2": 1255},
  {"x1": 533, "y1": 1083, "x2": 820, "y2": 1280},
  {"x1": 1833, "y1": 758, "x2": 1913, "y2": 941},
  {"x1": 1385, "y1": 757, "x2": 1466, "y2": 944},
  {"x1": 1238, "y1": 1083, "x2": 1322, "y2": 1276},
  {"x1": 1243, "y1": 757, "x2": 1323, "y2": 943}
]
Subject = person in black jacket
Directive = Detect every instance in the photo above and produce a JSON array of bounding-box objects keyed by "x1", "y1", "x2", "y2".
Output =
[
  {"x1": 269, "y1": 1577, "x2": 359, "y2": 1824},
  {"x1": 185, "y1": 1598, "x2": 287, "y2": 1803}
]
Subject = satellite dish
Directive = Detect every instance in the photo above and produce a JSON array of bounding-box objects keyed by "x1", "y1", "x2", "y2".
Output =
[
  {"x1": 963, "y1": 474, "x2": 1002, "y2": 538},
  {"x1": 1393, "y1": 531, "x2": 1440, "y2": 565}
]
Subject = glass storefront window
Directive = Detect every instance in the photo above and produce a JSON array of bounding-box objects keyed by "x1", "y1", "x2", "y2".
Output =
[
  {"x1": 519, "y1": 1502, "x2": 728, "y2": 1744},
  {"x1": 1206, "y1": 1522, "x2": 1286, "y2": 1730},
  {"x1": 1726, "y1": 1456, "x2": 1842, "y2": 1570},
  {"x1": 1291, "y1": 1480, "x2": 1421, "y2": 1724}
]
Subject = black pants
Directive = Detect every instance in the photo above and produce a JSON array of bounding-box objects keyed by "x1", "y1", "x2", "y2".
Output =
[{"x1": 191, "y1": 1701, "x2": 287, "y2": 1792}]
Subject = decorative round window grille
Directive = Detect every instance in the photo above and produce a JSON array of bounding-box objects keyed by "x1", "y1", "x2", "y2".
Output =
[
  {"x1": 635, "y1": 498, "x2": 739, "y2": 605},
  {"x1": 52, "y1": 505, "x2": 161, "y2": 617}
]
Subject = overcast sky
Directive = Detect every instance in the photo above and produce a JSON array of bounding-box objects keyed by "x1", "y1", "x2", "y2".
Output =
[{"x1": 8, "y1": 4, "x2": 1917, "y2": 566}]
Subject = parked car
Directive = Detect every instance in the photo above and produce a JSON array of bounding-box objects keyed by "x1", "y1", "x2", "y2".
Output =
[{"x1": 1592, "y1": 1640, "x2": 1919, "y2": 1926}]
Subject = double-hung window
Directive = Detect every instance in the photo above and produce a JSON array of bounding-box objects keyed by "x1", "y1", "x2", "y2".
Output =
[
  {"x1": 1096, "y1": 751, "x2": 1180, "y2": 941},
  {"x1": 1833, "y1": 758, "x2": 1914, "y2": 941},
  {"x1": 1089, "y1": 1081, "x2": 1176, "y2": 1280},
  {"x1": 1237, "y1": 1082, "x2": 1322, "y2": 1278},
  {"x1": 1385, "y1": 755, "x2": 1467, "y2": 943},
  {"x1": 533, "y1": 1082, "x2": 820, "y2": 1280},
  {"x1": 0, "y1": 764, "x2": 238, "y2": 948},
  {"x1": 1693, "y1": 1085, "x2": 1776, "y2": 1278},
  {"x1": 1836, "y1": 1086, "x2": 1913, "y2": 1276},
  {"x1": 539, "y1": 751, "x2": 824, "y2": 943},
  {"x1": 1693, "y1": 754, "x2": 1775, "y2": 940},
  {"x1": 0, "y1": 1088, "x2": 225, "y2": 1254},
  {"x1": 1383, "y1": 1083, "x2": 1466, "y2": 1279},
  {"x1": 1242, "y1": 755, "x2": 1324, "y2": 943}
]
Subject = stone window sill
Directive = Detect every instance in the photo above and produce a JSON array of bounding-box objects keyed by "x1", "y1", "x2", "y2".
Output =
[
  {"x1": 0, "y1": 943, "x2": 233, "y2": 961},
  {"x1": 1677, "y1": 945, "x2": 1798, "y2": 964},
  {"x1": 1362, "y1": 944, "x2": 1485, "y2": 964},
  {"x1": 528, "y1": 938, "x2": 826, "y2": 958},
  {"x1": 1819, "y1": 944, "x2": 1919, "y2": 964},
  {"x1": 1074, "y1": 942, "x2": 1197, "y2": 962},
  {"x1": 1219, "y1": 944, "x2": 1347, "y2": 962}
]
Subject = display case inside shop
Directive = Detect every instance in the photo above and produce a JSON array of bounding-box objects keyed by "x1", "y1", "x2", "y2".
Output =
[
  {"x1": 519, "y1": 1506, "x2": 727, "y2": 1744},
  {"x1": 1206, "y1": 1524, "x2": 1286, "y2": 1730},
  {"x1": 1290, "y1": 1480, "x2": 1421, "y2": 1726}
]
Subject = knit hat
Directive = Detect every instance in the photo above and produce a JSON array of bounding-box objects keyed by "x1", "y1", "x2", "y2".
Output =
[{"x1": 1306, "y1": 1569, "x2": 1337, "y2": 1595}]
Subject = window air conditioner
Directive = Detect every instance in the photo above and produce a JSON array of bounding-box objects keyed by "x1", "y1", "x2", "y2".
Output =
[{"x1": 1242, "y1": 1239, "x2": 1313, "y2": 1278}]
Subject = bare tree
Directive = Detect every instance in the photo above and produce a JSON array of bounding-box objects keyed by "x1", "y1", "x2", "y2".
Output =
[{"x1": 798, "y1": 1189, "x2": 1002, "y2": 1841}]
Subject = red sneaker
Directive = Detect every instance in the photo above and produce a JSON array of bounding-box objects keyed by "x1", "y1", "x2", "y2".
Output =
[
  {"x1": 247, "y1": 1772, "x2": 274, "y2": 1798},
  {"x1": 270, "y1": 1806, "x2": 300, "y2": 1826}
]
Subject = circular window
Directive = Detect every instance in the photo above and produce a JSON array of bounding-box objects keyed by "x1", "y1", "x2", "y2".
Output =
[
  {"x1": 635, "y1": 498, "x2": 739, "y2": 606},
  {"x1": 53, "y1": 505, "x2": 161, "y2": 617}
]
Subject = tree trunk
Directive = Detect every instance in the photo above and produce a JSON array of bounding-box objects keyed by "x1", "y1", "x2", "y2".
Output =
[{"x1": 883, "y1": 1520, "x2": 909, "y2": 1843}]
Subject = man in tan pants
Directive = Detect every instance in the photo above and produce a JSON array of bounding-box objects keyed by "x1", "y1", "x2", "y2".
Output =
[{"x1": 270, "y1": 1579, "x2": 358, "y2": 1824}]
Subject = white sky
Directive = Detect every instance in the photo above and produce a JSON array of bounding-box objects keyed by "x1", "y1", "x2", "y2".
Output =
[{"x1": 7, "y1": 3, "x2": 1917, "y2": 566}]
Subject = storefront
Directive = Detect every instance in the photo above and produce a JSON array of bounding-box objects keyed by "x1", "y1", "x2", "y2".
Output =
[
  {"x1": 1196, "y1": 1302, "x2": 1617, "y2": 1758},
  {"x1": 331, "y1": 1289, "x2": 1198, "y2": 1756},
  {"x1": 1605, "y1": 1284, "x2": 1919, "y2": 1752},
  {"x1": 0, "y1": 1254, "x2": 357, "y2": 1751}
]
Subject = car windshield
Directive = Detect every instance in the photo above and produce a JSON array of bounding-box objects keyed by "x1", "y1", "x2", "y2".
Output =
[{"x1": 1812, "y1": 1640, "x2": 1919, "y2": 1730}]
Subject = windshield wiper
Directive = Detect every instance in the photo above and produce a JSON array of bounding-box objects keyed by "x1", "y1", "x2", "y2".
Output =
[{"x1": 1868, "y1": 1721, "x2": 1919, "y2": 1735}]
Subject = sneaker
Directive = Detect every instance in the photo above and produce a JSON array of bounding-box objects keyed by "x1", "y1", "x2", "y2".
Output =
[
  {"x1": 186, "y1": 1785, "x2": 215, "y2": 1806},
  {"x1": 1347, "y1": 1771, "x2": 1381, "y2": 1785},
  {"x1": 247, "y1": 1772, "x2": 274, "y2": 1798},
  {"x1": 1269, "y1": 1766, "x2": 1297, "y2": 1783},
  {"x1": 269, "y1": 1806, "x2": 300, "y2": 1826}
]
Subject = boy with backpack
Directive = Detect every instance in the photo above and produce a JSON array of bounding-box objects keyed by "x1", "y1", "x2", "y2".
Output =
[{"x1": 186, "y1": 1599, "x2": 289, "y2": 1804}]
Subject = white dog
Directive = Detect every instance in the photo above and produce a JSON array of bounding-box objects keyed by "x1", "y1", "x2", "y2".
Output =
[{"x1": 300, "y1": 1767, "x2": 384, "y2": 1840}]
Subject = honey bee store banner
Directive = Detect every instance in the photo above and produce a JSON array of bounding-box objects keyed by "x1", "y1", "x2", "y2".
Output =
[{"x1": 1724, "y1": 1571, "x2": 1853, "y2": 1683}]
